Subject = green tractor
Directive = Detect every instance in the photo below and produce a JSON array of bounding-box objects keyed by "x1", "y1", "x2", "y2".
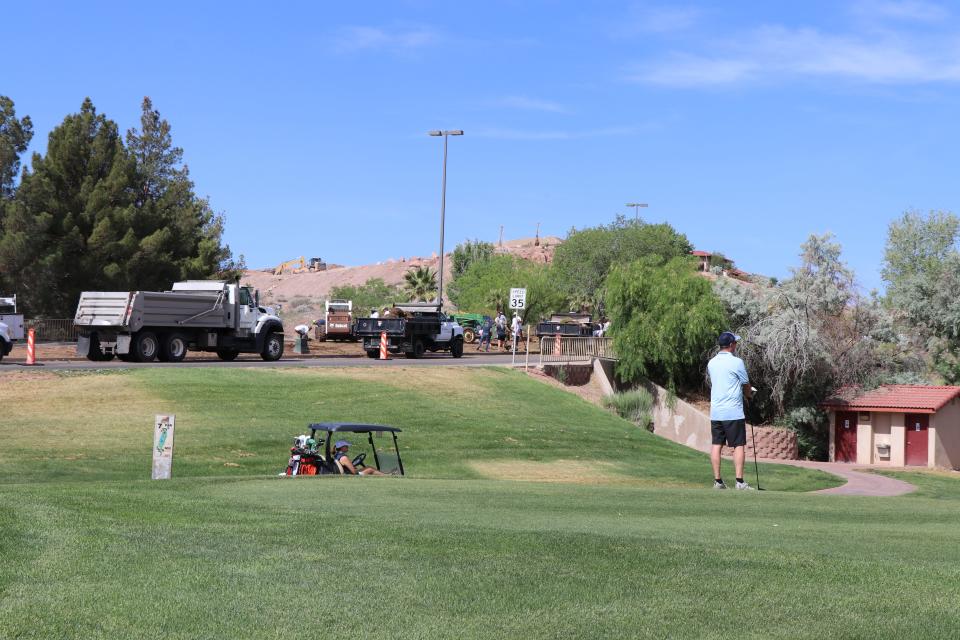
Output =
[{"x1": 448, "y1": 312, "x2": 492, "y2": 344}]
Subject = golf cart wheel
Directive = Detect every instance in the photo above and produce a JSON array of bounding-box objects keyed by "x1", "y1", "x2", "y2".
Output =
[
  {"x1": 260, "y1": 332, "x2": 284, "y2": 361},
  {"x1": 160, "y1": 332, "x2": 188, "y2": 363},
  {"x1": 217, "y1": 348, "x2": 239, "y2": 361},
  {"x1": 462, "y1": 327, "x2": 475, "y2": 343},
  {"x1": 366, "y1": 350, "x2": 380, "y2": 359},
  {"x1": 451, "y1": 337, "x2": 464, "y2": 358},
  {"x1": 132, "y1": 331, "x2": 159, "y2": 363}
]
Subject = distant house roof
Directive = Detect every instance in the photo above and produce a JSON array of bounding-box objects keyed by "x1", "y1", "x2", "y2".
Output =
[
  {"x1": 691, "y1": 250, "x2": 712, "y2": 257},
  {"x1": 821, "y1": 385, "x2": 960, "y2": 414}
]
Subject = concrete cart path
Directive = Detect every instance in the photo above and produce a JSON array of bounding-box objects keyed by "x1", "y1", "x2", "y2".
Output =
[{"x1": 770, "y1": 460, "x2": 917, "y2": 496}]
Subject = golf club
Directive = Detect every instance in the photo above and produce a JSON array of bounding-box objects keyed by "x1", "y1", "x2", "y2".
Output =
[{"x1": 748, "y1": 386, "x2": 762, "y2": 490}]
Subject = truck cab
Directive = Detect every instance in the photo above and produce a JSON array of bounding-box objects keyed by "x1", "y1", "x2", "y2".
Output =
[{"x1": 0, "y1": 295, "x2": 25, "y2": 361}]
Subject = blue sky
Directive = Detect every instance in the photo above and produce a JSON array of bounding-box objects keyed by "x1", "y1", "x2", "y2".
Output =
[{"x1": 6, "y1": 0, "x2": 960, "y2": 291}]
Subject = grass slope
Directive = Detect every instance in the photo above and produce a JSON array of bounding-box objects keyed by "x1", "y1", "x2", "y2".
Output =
[
  {"x1": 0, "y1": 367, "x2": 832, "y2": 490},
  {"x1": 18, "y1": 367, "x2": 957, "y2": 638}
]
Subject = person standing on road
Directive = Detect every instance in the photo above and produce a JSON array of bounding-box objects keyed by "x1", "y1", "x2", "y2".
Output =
[
  {"x1": 707, "y1": 332, "x2": 753, "y2": 490},
  {"x1": 495, "y1": 311, "x2": 507, "y2": 351},
  {"x1": 478, "y1": 316, "x2": 493, "y2": 352},
  {"x1": 511, "y1": 313, "x2": 522, "y2": 351}
]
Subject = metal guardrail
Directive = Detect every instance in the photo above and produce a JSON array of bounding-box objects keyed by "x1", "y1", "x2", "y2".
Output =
[
  {"x1": 538, "y1": 336, "x2": 616, "y2": 364},
  {"x1": 25, "y1": 318, "x2": 80, "y2": 342}
]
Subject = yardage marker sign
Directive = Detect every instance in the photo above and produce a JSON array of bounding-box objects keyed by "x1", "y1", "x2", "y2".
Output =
[
  {"x1": 152, "y1": 414, "x2": 176, "y2": 480},
  {"x1": 510, "y1": 288, "x2": 527, "y2": 309}
]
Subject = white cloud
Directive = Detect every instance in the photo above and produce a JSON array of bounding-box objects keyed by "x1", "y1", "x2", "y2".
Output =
[
  {"x1": 853, "y1": 0, "x2": 949, "y2": 23},
  {"x1": 630, "y1": 24, "x2": 960, "y2": 87},
  {"x1": 493, "y1": 96, "x2": 569, "y2": 113},
  {"x1": 332, "y1": 25, "x2": 439, "y2": 53}
]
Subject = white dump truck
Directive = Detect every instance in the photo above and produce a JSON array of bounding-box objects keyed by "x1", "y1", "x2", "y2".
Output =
[
  {"x1": 0, "y1": 295, "x2": 25, "y2": 362},
  {"x1": 74, "y1": 280, "x2": 284, "y2": 362}
]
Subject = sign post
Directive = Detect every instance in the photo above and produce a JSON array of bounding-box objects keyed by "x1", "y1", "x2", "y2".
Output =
[
  {"x1": 152, "y1": 414, "x2": 176, "y2": 480},
  {"x1": 509, "y1": 288, "x2": 527, "y2": 366}
]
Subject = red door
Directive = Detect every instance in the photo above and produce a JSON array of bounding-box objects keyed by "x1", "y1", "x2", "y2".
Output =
[
  {"x1": 835, "y1": 411, "x2": 858, "y2": 462},
  {"x1": 905, "y1": 413, "x2": 929, "y2": 467}
]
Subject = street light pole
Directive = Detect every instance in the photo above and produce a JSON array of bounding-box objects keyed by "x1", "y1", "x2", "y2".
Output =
[
  {"x1": 626, "y1": 202, "x2": 648, "y2": 221},
  {"x1": 428, "y1": 130, "x2": 463, "y2": 307}
]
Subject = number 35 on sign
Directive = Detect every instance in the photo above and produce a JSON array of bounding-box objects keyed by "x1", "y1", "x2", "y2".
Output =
[{"x1": 510, "y1": 288, "x2": 527, "y2": 309}]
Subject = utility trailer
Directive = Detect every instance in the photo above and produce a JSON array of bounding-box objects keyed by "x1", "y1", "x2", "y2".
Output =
[
  {"x1": 535, "y1": 312, "x2": 595, "y2": 338},
  {"x1": 353, "y1": 303, "x2": 464, "y2": 359},
  {"x1": 74, "y1": 280, "x2": 285, "y2": 362},
  {"x1": 0, "y1": 295, "x2": 25, "y2": 362}
]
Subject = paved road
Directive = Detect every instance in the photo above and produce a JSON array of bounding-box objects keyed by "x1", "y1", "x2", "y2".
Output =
[
  {"x1": 0, "y1": 351, "x2": 526, "y2": 371},
  {"x1": 773, "y1": 459, "x2": 917, "y2": 496}
]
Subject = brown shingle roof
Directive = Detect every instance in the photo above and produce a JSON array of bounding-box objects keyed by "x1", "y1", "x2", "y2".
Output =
[{"x1": 821, "y1": 385, "x2": 960, "y2": 414}]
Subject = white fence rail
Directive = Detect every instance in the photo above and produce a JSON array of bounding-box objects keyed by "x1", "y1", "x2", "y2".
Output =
[{"x1": 538, "y1": 336, "x2": 616, "y2": 364}]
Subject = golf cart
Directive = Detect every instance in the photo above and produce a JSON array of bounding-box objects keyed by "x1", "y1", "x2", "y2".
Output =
[{"x1": 282, "y1": 423, "x2": 405, "y2": 476}]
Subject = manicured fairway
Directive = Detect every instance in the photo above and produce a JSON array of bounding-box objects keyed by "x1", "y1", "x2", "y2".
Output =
[{"x1": 4, "y1": 368, "x2": 958, "y2": 639}]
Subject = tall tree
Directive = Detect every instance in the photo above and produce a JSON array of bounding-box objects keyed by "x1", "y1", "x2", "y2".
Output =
[
  {"x1": 451, "y1": 239, "x2": 495, "y2": 280},
  {"x1": 446, "y1": 254, "x2": 565, "y2": 323},
  {"x1": 0, "y1": 98, "x2": 135, "y2": 315},
  {"x1": 0, "y1": 96, "x2": 33, "y2": 200},
  {"x1": 606, "y1": 256, "x2": 727, "y2": 393},
  {"x1": 552, "y1": 216, "x2": 693, "y2": 311},
  {"x1": 403, "y1": 266, "x2": 438, "y2": 302},
  {"x1": 0, "y1": 98, "x2": 237, "y2": 317},
  {"x1": 124, "y1": 97, "x2": 238, "y2": 288}
]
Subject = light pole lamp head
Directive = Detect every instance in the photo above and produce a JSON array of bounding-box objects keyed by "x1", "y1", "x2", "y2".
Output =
[
  {"x1": 428, "y1": 130, "x2": 443, "y2": 136},
  {"x1": 625, "y1": 202, "x2": 648, "y2": 208},
  {"x1": 428, "y1": 130, "x2": 464, "y2": 136}
]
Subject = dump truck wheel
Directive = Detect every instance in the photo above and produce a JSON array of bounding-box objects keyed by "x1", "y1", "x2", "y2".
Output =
[
  {"x1": 217, "y1": 348, "x2": 239, "y2": 361},
  {"x1": 462, "y1": 328, "x2": 475, "y2": 343},
  {"x1": 261, "y1": 332, "x2": 284, "y2": 361},
  {"x1": 132, "y1": 331, "x2": 159, "y2": 363},
  {"x1": 366, "y1": 350, "x2": 380, "y2": 359},
  {"x1": 451, "y1": 337, "x2": 464, "y2": 358},
  {"x1": 407, "y1": 339, "x2": 425, "y2": 359},
  {"x1": 161, "y1": 333, "x2": 188, "y2": 363}
]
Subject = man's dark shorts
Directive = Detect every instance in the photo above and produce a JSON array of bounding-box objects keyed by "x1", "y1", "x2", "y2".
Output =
[{"x1": 711, "y1": 419, "x2": 747, "y2": 447}]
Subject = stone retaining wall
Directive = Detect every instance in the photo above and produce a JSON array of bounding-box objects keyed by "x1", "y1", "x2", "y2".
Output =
[{"x1": 744, "y1": 426, "x2": 798, "y2": 460}]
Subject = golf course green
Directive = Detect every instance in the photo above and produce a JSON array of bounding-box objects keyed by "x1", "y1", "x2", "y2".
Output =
[{"x1": 1, "y1": 367, "x2": 958, "y2": 639}]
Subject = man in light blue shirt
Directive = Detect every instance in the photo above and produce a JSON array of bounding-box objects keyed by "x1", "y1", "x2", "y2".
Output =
[{"x1": 707, "y1": 332, "x2": 753, "y2": 490}]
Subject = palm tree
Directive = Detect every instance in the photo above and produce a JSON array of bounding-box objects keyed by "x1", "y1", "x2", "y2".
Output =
[{"x1": 403, "y1": 266, "x2": 439, "y2": 302}]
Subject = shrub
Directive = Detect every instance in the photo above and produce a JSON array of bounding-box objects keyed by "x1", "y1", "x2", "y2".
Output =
[{"x1": 602, "y1": 388, "x2": 654, "y2": 431}]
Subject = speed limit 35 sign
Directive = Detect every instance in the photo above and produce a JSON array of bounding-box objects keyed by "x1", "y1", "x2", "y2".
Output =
[{"x1": 509, "y1": 288, "x2": 527, "y2": 309}]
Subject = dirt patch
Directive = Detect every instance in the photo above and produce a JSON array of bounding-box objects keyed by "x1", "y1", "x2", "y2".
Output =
[{"x1": 468, "y1": 459, "x2": 637, "y2": 485}]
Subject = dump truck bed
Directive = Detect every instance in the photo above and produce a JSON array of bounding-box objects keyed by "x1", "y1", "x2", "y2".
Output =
[{"x1": 75, "y1": 290, "x2": 229, "y2": 333}]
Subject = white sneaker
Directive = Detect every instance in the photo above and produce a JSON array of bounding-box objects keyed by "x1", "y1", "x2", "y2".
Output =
[
  {"x1": 736, "y1": 481, "x2": 754, "y2": 490},
  {"x1": 713, "y1": 480, "x2": 727, "y2": 490}
]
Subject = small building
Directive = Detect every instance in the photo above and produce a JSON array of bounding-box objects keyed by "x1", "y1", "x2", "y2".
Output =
[
  {"x1": 820, "y1": 385, "x2": 960, "y2": 469},
  {"x1": 691, "y1": 250, "x2": 713, "y2": 272}
]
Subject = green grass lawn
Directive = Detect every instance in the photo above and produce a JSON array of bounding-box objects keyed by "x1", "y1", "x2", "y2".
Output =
[{"x1": 4, "y1": 367, "x2": 960, "y2": 638}]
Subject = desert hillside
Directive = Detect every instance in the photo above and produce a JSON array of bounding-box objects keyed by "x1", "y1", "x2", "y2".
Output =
[{"x1": 244, "y1": 236, "x2": 561, "y2": 325}]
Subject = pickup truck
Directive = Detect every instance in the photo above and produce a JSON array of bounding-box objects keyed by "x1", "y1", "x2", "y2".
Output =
[
  {"x1": 74, "y1": 280, "x2": 284, "y2": 362},
  {"x1": 354, "y1": 303, "x2": 464, "y2": 359},
  {"x1": 0, "y1": 295, "x2": 25, "y2": 362}
]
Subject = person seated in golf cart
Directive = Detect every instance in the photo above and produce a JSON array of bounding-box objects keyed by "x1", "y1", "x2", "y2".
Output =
[{"x1": 331, "y1": 440, "x2": 385, "y2": 475}]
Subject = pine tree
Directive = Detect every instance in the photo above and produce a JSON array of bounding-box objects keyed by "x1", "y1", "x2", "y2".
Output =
[{"x1": 0, "y1": 96, "x2": 33, "y2": 200}]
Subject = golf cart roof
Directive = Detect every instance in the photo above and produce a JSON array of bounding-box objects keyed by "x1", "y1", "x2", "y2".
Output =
[{"x1": 308, "y1": 422, "x2": 402, "y2": 434}]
